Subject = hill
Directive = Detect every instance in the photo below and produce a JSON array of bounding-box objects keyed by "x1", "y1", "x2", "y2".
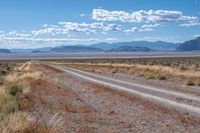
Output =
[
  {"x1": 91, "y1": 41, "x2": 177, "y2": 51},
  {"x1": 50, "y1": 46, "x2": 103, "y2": 52},
  {"x1": 177, "y1": 37, "x2": 200, "y2": 51},
  {"x1": 0, "y1": 49, "x2": 11, "y2": 53},
  {"x1": 109, "y1": 46, "x2": 153, "y2": 52}
]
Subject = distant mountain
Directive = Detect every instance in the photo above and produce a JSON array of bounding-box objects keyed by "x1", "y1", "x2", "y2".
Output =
[
  {"x1": 7, "y1": 40, "x2": 180, "y2": 53},
  {"x1": 91, "y1": 41, "x2": 178, "y2": 51},
  {"x1": 0, "y1": 49, "x2": 11, "y2": 53},
  {"x1": 51, "y1": 46, "x2": 103, "y2": 52},
  {"x1": 176, "y1": 37, "x2": 200, "y2": 51},
  {"x1": 109, "y1": 46, "x2": 153, "y2": 52},
  {"x1": 32, "y1": 50, "x2": 41, "y2": 53},
  {"x1": 11, "y1": 47, "x2": 52, "y2": 53}
]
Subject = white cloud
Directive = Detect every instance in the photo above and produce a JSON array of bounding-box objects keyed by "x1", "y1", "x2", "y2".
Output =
[
  {"x1": 179, "y1": 22, "x2": 200, "y2": 27},
  {"x1": 80, "y1": 13, "x2": 87, "y2": 17},
  {"x1": 0, "y1": 21, "x2": 125, "y2": 48},
  {"x1": 138, "y1": 28, "x2": 153, "y2": 32},
  {"x1": 0, "y1": 31, "x2": 4, "y2": 37},
  {"x1": 31, "y1": 22, "x2": 122, "y2": 36},
  {"x1": 141, "y1": 23, "x2": 161, "y2": 28},
  {"x1": 123, "y1": 24, "x2": 157, "y2": 33},
  {"x1": 124, "y1": 27, "x2": 138, "y2": 33},
  {"x1": 59, "y1": 21, "x2": 122, "y2": 32},
  {"x1": 8, "y1": 31, "x2": 31, "y2": 37},
  {"x1": 92, "y1": 9, "x2": 198, "y2": 24},
  {"x1": 133, "y1": 36, "x2": 170, "y2": 42},
  {"x1": 3, "y1": 37, "x2": 101, "y2": 45},
  {"x1": 105, "y1": 38, "x2": 118, "y2": 42},
  {"x1": 194, "y1": 34, "x2": 200, "y2": 38},
  {"x1": 31, "y1": 27, "x2": 63, "y2": 36}
]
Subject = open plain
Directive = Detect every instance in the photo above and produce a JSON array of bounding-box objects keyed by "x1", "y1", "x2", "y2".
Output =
[{"x1": 1, "y1": 56, "x2": 200, "y2": 132}]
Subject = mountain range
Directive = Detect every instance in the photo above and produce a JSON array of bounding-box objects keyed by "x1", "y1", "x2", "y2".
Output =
[
  {"x1": 51, "y1": 46, "x2": 103, "y2": 52},
  {"x1": 109, "y1": 46, "x2": 153, "y2": 52},
  {"x1": 0, "y1": 49, "x2": 11, "y2": 53},
  {"x1": 1, "y1": 37, "x2": 199, "y2": 53},
  {"x1": 176, "y1": 37, "x2": 200, "y2": 51},
  {"x1": 91, "y1": 41, "x2": 178, "y2": 51},
  {"x1": 49, "y1": 40, "x2": 178, "y2": 53}
]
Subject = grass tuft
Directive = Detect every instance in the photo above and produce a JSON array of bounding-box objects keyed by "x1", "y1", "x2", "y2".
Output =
[
  {"x1": 6, "y1": 85, "x2": 23, "y2": 96},
  {"x1": 0, "y1": 96, "x2": 19, "y2": 115}
]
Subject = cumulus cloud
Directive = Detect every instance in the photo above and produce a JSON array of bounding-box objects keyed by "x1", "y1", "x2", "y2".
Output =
[
  {"x1": 59, "y1": 21, "x2": 122, "y2": 33},
  {"x1": 31, "y1": 22, "x2": 122, "y2": 36},
  {"x1": 92, "y1": 9, "x2": 198, "y2": 24}
]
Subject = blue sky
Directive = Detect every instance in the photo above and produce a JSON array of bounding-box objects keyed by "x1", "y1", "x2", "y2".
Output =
[{"x1": 0, "y1": 0, "x2": 200, "y2": 48}]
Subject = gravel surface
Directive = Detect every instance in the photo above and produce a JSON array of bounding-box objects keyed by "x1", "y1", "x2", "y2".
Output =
[{"x1": 27, "y1": 63, "x2": 200, "y2": 133}]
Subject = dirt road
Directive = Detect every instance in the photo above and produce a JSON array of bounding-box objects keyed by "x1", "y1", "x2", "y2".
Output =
[
  {"x1": 31, "y1": 63, "x2": 200, "y2": 132},
  {"x1": 50, "y1": 64, "x2": 200, "y2": 117}
]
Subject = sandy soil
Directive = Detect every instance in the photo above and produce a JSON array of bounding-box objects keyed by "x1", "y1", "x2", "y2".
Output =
[{"x1": 25, "y1": 63, "x2": 200, "y2": 133}]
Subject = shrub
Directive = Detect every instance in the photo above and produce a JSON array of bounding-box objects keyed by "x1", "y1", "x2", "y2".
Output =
[
  {"x1": 179, "y1": 65, "x2": 187, "y2": 71},
  {"x1": 144, "y1": 74, "x2": 156, "y2": 80},
  {"x1": 144, "y1": 73, "x2": 166, "y2": 80},
  {"x1": 112, "y1": 69, "x2": 118, "y2": 74},
  {"x1": 196, "y1": 79, "x2": 200, "y2": 86},
  {"x1": 158, "y1": 75, "x2": 167, "y2": 80},
  {"x1": 186, "y1": 80, "x2": 195, "y2": 86},
  {"x1": 1, "y1": 69, "x2": 8, "y2": 75},
  {"x1": 0, "y1": 96, "x2": 18, "y2": 114},
  {"x1": 7, "y1": 85, "x2": 23, "y2": 96},
  {"x1": 0, "y1": 76, "x2": 4, "y2": 86}
]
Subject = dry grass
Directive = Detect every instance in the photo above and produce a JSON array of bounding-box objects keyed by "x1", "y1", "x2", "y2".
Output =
[
  {"x1": 0, "y1": 112, "x2": 52, "y2": 133},
  {"x1": 47, "y1": 57, "x2": 200, "y2": 86},
  {"x1": 65, "y1": 104, "x2": 94, "y2": 113},
  {"x1": 1, "y1": 112, "x2": 33, "y2": 133},
  {"x1": 5, "y1": 71, "x2": 43, "y2": 84},
  {"x1": 68, "y1": 62, "x2": 200, "y2": 78},
  {"x1": 196, "y1": 79, "x2": 200, "y2": 86},
  {"x1": 0, "y1": 95, "x2": 18, "y2": 115},
  {"x1": 62, "y1": 62, "x2": 200, "y2": 86},
  {"x1": 0, "y1": 62, "x2": 47, "y2": 132}
]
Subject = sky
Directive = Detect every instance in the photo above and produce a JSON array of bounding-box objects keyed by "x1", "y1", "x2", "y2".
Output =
[{"x1": 0, "y1": 0, "x2": 200, "y2": 49}]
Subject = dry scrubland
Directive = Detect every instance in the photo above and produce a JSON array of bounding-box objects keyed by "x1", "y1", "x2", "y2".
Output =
[
  {"x1": 47, "y1": 57, "x2": 200, "y2": 86},
  {"x1": 0, "y1": 61, "x2": 50, "y2": 133},
  {"x1": 1, "y1": 58, "x2": 200, "y2": 132}
]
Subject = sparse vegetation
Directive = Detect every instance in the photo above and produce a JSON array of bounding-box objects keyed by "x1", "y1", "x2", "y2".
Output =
[
  {"x1": 0, "y1": 57, "x2": 199, "y2": 132},
  {"x1": 0, "y1": 61, "x2": 49, "y2": 132},
  {"x1": 46, "y1": 57, "x2": 200, "y2": 86}
]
